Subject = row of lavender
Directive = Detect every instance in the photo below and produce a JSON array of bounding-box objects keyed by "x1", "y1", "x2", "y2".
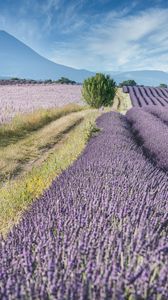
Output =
[
  {"x1": 123, "y1": 86, "x2": 168, "y2": 107},
  {"x1": 126, "y1": 106, "x2": 168, "y2": 170},
  {"x1": 1, "y1": 112, "x2": 168, "y2": 299}
]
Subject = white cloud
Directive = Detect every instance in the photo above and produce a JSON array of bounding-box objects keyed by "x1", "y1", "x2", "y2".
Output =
[
  {"x1": 50, "y1": 7, "x2": 168, "y2": 72},
  {"x1": 0, "y1": 14, "x2": 42, "y2": 50},
  {"x1": 41, "y1": 0, "x2": 61, "y2": 12},
  {"x1": 0, "y1": 0, "x2": 63, "y2": 49},
  {"x1": 0, "y1": 2, "x2": 168, "y2": 72}
]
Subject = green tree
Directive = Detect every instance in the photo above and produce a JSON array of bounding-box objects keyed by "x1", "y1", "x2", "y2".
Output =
[
  {"x1": 11, "y1": 77, "x2": 20, "y2": 81},
  {"x1": 82, "y1": 73, "x2": 116, "y2": 108},
  {"x1": 159, "y1": 83, "x2": 167, "y2": 88},
  {"x1": 120, "y1": 80, "x2": 137, "y2": 87},
  {"x1": 56, "y1": 77, "x2": 76, "y2": 84},
  {"x1": 44, "y1": 79, "x2": 53, "y2": 84}
]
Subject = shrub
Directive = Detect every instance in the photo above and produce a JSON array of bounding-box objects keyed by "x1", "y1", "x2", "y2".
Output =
[
  {"x1": 159, "y1": 83, "x2": 167, "y2": 88},
  {"x1": 56, "y1": 77, "x2": 76, "y2": 84},
  {"x1": 11, "y1": 77, "x2": 20, "y2": 81},
  {"x1": 84, "y1": 121, "x2": 101, "y2": 142},
  {"x1": 120, "y1": 80, "x2": 137, "y2": 87},
  {"x1": 44, "y1": 79, "x2": 53, "y2": 84},
  {"x1": 82, "y1": 73, "x2": 116, "y2": 108}
]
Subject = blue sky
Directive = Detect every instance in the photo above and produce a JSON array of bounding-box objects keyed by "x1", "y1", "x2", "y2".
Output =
[{"x1": 0, "y1": 0, "x2": 168, "y2": 72}]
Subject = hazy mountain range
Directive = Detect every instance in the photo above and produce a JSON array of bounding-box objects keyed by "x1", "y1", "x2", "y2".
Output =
[
  {"x1": 109, "y1": 70, "x2": 168, "y2": 87},
  {"x1": 0, "y1": 30, "x2": 94, "y2": 82},
  {"x1": 0, "y1": 30, "x2": 168, "y2": 86}
]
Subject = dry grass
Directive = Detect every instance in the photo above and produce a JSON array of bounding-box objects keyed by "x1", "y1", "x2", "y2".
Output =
[
  {"x1": 0, "y1": 111, "x2": 86, "y2": 183},
  {"x1": 0, "y1": 103, "x2": 83, "y2": 147},
  {"x1": 112, "y1": 88, "x2": 132, "y2": 114},
  {"x1": 0, "y1": 109, "x2": 100, "y2": 236}
]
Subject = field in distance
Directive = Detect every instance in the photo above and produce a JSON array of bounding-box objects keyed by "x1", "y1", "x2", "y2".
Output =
[{"x1": 0, "y1": 83, "x2": 83, "y2": 124}]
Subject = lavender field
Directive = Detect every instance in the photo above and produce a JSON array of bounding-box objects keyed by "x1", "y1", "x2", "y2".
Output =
[
  {"x1": 0, "y1": 84, "x2": 83, "y2": 124},
  {"x1": 1, "y1": 111, "x2": 168, "y2": 299},
  {"x1": 1, "y1": 0, "x2": 168, "y2": 298},
  {"x1": 123, "y1": 86, "x2": 168, "y2": 107}
]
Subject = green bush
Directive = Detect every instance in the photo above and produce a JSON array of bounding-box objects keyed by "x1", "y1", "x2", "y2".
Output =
[
  {"x1": 11, "y1": 77, "x2": 20, "y2": 81},
  {"x1": 44, "y1": 79, "x2": 53, "y2": 84},
  {"x1": 159, "y1": 83, "x2": 167, "y2": 88},
  {"x1": 120, "y1": 80, "x2": 137, "y2": 87},
  {"x1": 84, "y1": 121, "x2": 101, "y2": 142},
  {"x1": 82, "y1": 73, "x2": 116, "y2": 108},
  {"x1": 56, "y1": 77, "x2": 76, "y2": 84}
]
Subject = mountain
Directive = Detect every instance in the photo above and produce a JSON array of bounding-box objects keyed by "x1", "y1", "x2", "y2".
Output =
[
  {"x1": 107, "y1": 70, "x2": 168, "y2": 86},
  {"x1": 0, "y1": 30, "x2": 94, "y2": 82},
  {"x1": 1, "y1": 30, "x2": 168, "y2": 85}
]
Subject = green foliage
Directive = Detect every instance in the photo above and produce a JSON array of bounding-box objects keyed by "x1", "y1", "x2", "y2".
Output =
[
  {"x1": 11, "y1": 77, "x2": 20, "y2": 80},
  {"x1": 7, "y1": 78, "x2": 77, "y2": 84},
  {"x1": 84, "y1": 121, "x2": 101, "y2": 142},
  {"x1": 82, "y1": 73, "x2": 116, "y2": 108},
  {"x1": 120, "y1": 80, "x2": 137, "y2": 87},
  {"x1": 159, "y1": 83, "x2": 167, "y2": 88},
  {"x1": 56, "y1": 77, "x2": 76, "y2": 84},
  {"x1": 44, "y1": 79, "x2": 52, "y2": 84}
]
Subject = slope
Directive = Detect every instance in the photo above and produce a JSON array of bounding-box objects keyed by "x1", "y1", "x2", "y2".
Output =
[{"x1": 0, "y1": 30, "x2": 94, "y2": 82}]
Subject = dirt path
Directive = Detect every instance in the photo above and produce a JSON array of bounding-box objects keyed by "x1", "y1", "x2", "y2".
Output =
[
  {"x1": 0, "y1": 110, "x2": 88, "y2": 185},
  {"x1": 112, "y1": 88, "x2": 132, "y2": 114}
]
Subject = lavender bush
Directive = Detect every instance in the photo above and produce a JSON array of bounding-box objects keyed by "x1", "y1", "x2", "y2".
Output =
[
  {"x1": 122, "y1": 86, "x2": 128, "y2": 93},
  {"x1": 123, "y1": 86, "x2": 168, "y2": 107},
  {"x1": 1, "y1": 112, "x2": 168, "y2": 299},
  {"x1": 0, "y1": 84, "x2": 83, "y2": 124},
  {"x1": 144, "y1": 106, "x2": 168, "y2": 124},
  {"x1": 126, "y1": 107, "x2": 168, "y2": 170}
]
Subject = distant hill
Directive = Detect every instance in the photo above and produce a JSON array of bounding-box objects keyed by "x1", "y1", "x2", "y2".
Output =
[
  {"x1": 1, "y1": 30, "x2": 168, "y2": 86},
  {"x1": 0, "y1": 30, "x2": 94, "y2": 82},
  {"x1": 108, "y1": 70, "x2": 168, "y2": 86}
]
